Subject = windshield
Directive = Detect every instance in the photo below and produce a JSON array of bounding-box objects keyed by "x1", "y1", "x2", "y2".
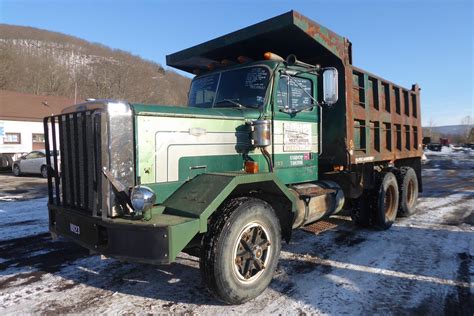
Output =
[{"x1": 188, "y1": 66, "x2": 271, "y2": 109}]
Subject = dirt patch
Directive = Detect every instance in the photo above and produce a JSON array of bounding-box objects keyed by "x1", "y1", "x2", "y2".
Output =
[
  {"x1": 290, "y1": 260, "x2": 318, "y2": 274},
  {"x1": 282, "y1": 256, "x2": 334, "y2": 276},
  {"x1": 0, "y1": 271, "x2": 45, "y2": 290},
  {"x1": 334, "y1": 230, "x2": 366, "y2": 247},
  {"x1": 0, "y1": 174, "x2": 48, "y2": 200},
  {"x1": 54, "y1": 281, "x2": 79, "y2": 291}
]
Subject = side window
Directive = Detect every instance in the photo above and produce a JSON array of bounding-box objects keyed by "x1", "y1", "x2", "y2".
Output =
[
  {"x1": 276, "y1": 76, "x2": 290, "y2": 109},
  {"x1": 26, "y1": 152, "x2": 43, "y2": 159},
  {"x1": 276, "y1": 75, "x2": 313, "y2": 111}
]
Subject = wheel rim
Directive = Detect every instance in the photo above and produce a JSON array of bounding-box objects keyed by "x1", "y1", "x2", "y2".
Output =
[
  {"x1": 406, "y1": 179, "x2": 415, "y2": 207},
  {"x1": 13, "y1": 166, "x2": 19, "y2": 175},
  {"x1": 233, "y1": 221, "x2": 272, "y2": 284},
  {"x1": 384, "y1": 184, "x2": 397, "y2": 219}
]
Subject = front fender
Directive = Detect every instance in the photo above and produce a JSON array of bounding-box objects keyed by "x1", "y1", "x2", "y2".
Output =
[{"x1": 162, "y1": 172, "x2": 296, "y2": 233}]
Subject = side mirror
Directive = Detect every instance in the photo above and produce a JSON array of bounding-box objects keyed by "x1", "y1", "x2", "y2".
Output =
[{"x1": 323, "y1": 68, "x2": 338, "y2": 105}]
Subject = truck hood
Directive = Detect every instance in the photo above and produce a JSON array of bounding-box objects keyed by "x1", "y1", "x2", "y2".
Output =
[{"x1": 130, "y1": 104, "x2": 263, "y2": 120}]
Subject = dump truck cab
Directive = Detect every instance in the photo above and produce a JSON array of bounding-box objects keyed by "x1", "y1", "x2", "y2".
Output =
[
  {"x1": 183, "y1": 57, "x2": 338, "y2": 181},
  {"x1": 44, "y1": 10, "x2": 422, "y2": 305}
]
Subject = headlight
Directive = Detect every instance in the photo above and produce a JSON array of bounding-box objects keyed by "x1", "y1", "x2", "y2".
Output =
[{"x1": 130, "y1": 186, "x2": 156, "y2": 215}]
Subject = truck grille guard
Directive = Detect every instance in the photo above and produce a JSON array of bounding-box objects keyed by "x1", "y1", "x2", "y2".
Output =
[{"x1": 43, "y1": 100, "x2": 135, "y2": 219}]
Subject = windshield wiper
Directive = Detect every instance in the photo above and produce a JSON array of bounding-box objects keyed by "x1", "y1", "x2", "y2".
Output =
[{"x1": 214, "y1": 98, "x2": 245, "y2": 109}]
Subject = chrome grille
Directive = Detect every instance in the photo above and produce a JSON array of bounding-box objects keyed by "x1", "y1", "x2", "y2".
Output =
[
  {"x1": 45, "y1": 100, "x2": 135, "y2": 218},
  {"x1": 44, "y1": 110, "x2": 102, "y2": 215}
]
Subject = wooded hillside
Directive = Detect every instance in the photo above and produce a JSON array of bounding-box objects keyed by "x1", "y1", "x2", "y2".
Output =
[{"x1": 0, "y1": 24, "x2": 191, "y2": 105}]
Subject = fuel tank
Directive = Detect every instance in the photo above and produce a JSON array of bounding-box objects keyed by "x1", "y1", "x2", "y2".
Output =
[{"x1": 290, "y1": 181, "x2": 345, "y2": 229}]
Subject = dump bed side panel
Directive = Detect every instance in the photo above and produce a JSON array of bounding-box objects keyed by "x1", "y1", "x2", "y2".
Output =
[{"x1": 346, "y1": 66, "x2": 422, "y2": 165}]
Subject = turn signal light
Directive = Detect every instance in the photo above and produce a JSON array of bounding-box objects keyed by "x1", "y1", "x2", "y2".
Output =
[{"x1": 245, "y1": 161, "x2": 259, "y2": 174}]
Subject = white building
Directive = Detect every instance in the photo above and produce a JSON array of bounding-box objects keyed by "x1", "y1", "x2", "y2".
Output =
[{"x1": 0, "y1": 90, "x2": 74, "y2": 168}]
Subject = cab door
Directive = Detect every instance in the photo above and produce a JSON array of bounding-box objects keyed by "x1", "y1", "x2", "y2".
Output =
[{"x1": 271, "y1": 72, "x2": 319, "y2": 184}]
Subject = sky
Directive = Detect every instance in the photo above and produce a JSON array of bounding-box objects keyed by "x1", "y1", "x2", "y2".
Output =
[{"x1": 0, "y1": 0, "x2": 472, "y2": 126}]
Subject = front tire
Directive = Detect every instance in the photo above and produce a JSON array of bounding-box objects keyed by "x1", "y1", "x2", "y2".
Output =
[
  {"x1": 12, "y1": 164, "x2": 21, "y2": 176},
  {"x1": 200, "y1": 197, "x2": 281, "y2": 304}
]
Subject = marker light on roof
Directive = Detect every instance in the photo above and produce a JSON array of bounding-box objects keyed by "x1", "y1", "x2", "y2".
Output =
[{"x1": 263, "y1": 52, "x2": 284, "y2": 61}]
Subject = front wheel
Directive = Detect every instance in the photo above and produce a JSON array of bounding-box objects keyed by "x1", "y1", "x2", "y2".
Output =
[
  {"x1": 12, "y1": 164, "x2": 21, "y2": 176},
  {"x1": 200, "y1": 197, "x2": 281, "y2": 304},
  {"x1": 41, "y1": 165, "x2": 48, "y2": 178}
]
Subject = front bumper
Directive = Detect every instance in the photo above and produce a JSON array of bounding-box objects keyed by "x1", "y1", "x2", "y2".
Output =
[{"x1": 49, "y1": 205, "x2": 170, "y2": 264}]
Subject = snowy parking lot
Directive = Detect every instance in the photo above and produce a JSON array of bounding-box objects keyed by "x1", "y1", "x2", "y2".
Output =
[{"x1": 0, "y1": 150, "x2": 473, "y2": 314}]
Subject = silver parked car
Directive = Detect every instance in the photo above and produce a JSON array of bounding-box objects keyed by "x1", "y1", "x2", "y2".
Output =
[{"x1": 12, "y1": 150, "x2": 59, "y2": 178}]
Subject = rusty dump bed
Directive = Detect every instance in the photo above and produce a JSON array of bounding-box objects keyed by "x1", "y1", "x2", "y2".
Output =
[
  {"x1": 339, "y1": 67, "x2": 422, "y2": 166},
  {"x1": 167, "y1": 10, "x2": 422, "y2": 167}
]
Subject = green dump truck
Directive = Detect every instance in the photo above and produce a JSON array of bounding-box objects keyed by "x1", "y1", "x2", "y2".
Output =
[{"x1": 44, "y1": 11, "x2": 423, "y2": 304}]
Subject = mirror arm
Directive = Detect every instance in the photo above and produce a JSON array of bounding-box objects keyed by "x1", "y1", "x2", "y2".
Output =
[
  {"x1": 294, "y1": 69, "x2": 320, "y2": 76},
  {"x1": 281, "y1": 71, "x2": 320, "y2": 106}
]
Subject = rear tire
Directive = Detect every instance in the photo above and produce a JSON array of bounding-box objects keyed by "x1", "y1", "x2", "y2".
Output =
[
  {"x1": 12, "y1": 164, "x2": 21, "y2": 176},
  {"x1": 200, "y1": 197, "x2": 281, "y2": 304},
  {"x1": 373, "y1": 172, "x2": 399, "y2": 230},
  {"x1": 397, "y1": 167, "x2": 419, "y2": 217}
]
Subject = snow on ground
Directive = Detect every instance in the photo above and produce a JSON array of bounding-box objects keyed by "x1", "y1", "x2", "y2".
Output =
[
  {"x1": 0, "y1": 198, "x2": 49, "y2": 241},
  {"x1": 0, "y1": 151, "x2": 473, "y2": 314},
  {"x1": 424, "y1": 146, "x2": 474, "y2": 157}
]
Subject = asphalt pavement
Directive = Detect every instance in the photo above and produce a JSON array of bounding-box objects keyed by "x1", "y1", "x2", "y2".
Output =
[{"x1": 0, "y1": 173, "x2": 48, "y2": 201}]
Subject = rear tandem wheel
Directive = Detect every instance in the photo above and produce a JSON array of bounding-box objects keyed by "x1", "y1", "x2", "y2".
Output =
[
  {"x1": 351, "y1": 171, "x2": 400, "y2": 230},
  {"x1": 396, "y1": 167, "x2": 419, "y2": 217},
  {"x1": 373, "y1": 171, "x2": 399, "y2": 230}
]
